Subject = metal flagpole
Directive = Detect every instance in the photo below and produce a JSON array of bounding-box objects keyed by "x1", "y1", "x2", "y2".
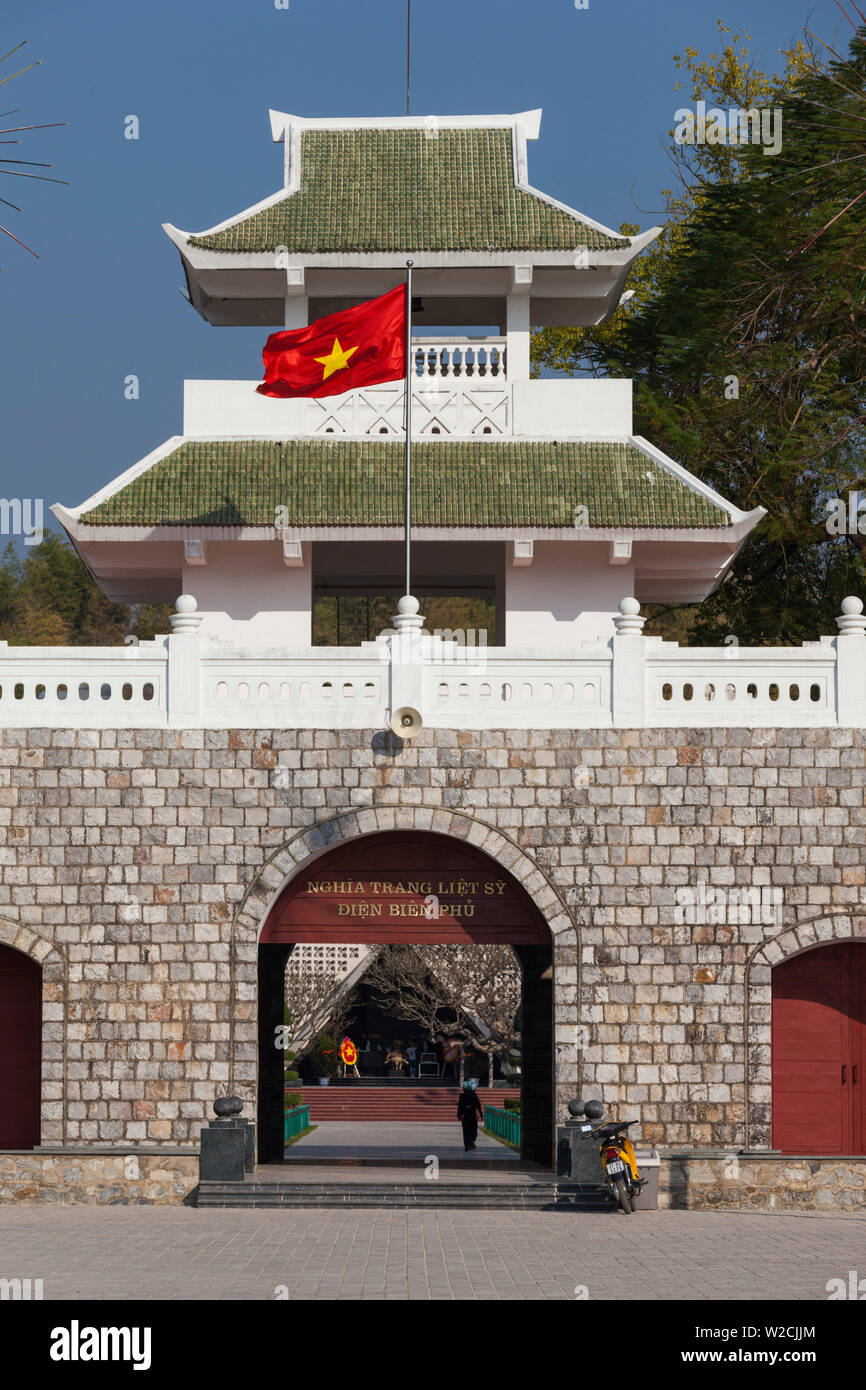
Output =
[
  {"x1": 406, "y1": 0, "x2": 411, "y2": 116},
  {"x1": 404, "y1": 259, "x2": 414, "y2": 598}
]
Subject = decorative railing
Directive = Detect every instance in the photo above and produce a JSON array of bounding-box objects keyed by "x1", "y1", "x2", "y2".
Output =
[
  {"x1": 201, "y1": 648, "x2": 386, "y2": 729},
  {"x1": 284, "y1": 1104, "x2": 310, "y2": 1143},
  {"x1": 413, "y1": 337, "x2": 507, "y2": 381},
  {"x1": 1, "y1": 594, "x2": 865, "y2": 731},
  {"x1": 422, "y1": 646, "x2": 611, "y2": 729},
  {"x1": 0, "y1": 644, "x2": 168, "y2": 727},
  {"x1": 484, "y1": 1106, "x2": 521, "y2": 1147},
  {"x1": 644, "y1": 641, "x2": 837, "y2": 727}
]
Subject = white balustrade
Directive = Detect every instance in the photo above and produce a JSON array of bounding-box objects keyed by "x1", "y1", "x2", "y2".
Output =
[
  {"x1": 645, "y1": 642, "x2": 838, "y2": 727},
  {"x1": 0, "y1": 596, "x2": 863, "y2": 731},
  {"x1": 201, "y1": 649, "x2": 387, "y2": 728},
  {"x1": 413, "y1": 337, "x2": 507, "y2": 381},
  {"x1": 420, "y1": 643, "x2": 611, "y2": 729},
  {"x1": 0, "y1": 644, "x2": 168, "y2": 727}
]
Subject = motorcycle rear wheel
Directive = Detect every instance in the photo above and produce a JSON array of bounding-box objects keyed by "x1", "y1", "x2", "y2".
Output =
[{"x1": 613, "y1": 1173, "x2": 633, "y2": 1214}]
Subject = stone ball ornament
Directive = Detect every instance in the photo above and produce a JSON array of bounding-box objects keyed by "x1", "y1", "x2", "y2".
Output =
[{"x1": 213, "y1": 1096, "x2": 244, "y2": 1118}]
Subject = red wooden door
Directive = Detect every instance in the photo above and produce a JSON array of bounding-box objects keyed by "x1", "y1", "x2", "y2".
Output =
[
  {"x1": 772, "y1": 942, "x2": 865, "y2": 1155},
  {"x1": 0, "y1": 945, "x2": 41, "y2": 1149}
]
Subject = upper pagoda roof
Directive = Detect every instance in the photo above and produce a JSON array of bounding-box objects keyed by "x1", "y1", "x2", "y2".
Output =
[
  {"x1": 179, "y1": 111, "x2": 629, "y2": 256},
  {"x1": 164, "y1": 111, "x2": 660, "y2": 328}
]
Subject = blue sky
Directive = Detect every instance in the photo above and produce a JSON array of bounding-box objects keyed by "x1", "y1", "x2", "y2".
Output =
[{"x1": 0, "y1": 0, "x2": 848, "y2": 538}]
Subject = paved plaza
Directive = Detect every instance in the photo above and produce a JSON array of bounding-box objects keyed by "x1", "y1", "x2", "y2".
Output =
[
  {"x1": 0, "y1": 1206, "x2": 861, "y2": 1301},
  {"x1": 284, "y1": 1121, "x2": 520, "y2": 1165}
]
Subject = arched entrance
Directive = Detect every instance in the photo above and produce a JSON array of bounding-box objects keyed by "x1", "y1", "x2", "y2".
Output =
[
  {"x1": 0, "y1": 943, "x2": 42, "y2": 1149},
  {"x1": 257, "y1": 830, "x2": 554, "y2": 1166},
  {"x1": 772, "y1": 941, "x2": 865, "y2": 1154}
]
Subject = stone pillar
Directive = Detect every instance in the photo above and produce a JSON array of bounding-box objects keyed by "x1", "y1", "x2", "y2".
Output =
[
  {"x1": 611, "y1": 596, "x2": 646, "y2": 727},
  {"x1": 166, "y1": 594, "x2": 202, "y2": 726},
  {"x1": 388, "y1": 595, "x2": 426, "y2": 730},
  {"x1": 515, "y1": 944, "x2": 554, "y2": 1167},
  {"x1": 200, "y1": 1097, "x2": 251, "y2": 1182},
  {"x1": 505, "y1": 289, "x2": 531, "y2": 380},
  {"x1": 257, "y1": 943, "x2": 292, "y2": 1163},
  {"x1": 835, "y1": 595, "x2": 866, "y2": 725}
]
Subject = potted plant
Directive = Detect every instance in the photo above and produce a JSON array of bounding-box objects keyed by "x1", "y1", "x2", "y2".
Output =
[{"x1": 311, "y1": 1033, "x2": 339, "y2": 1086}]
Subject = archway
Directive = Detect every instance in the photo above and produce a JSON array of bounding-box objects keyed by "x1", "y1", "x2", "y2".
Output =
[
  {"x1": 257, "y1": 830, "x2": 555, "y2": 1166},
  {"x1": 0, "y1": 943, "x2": 42, "y2": 1149}
]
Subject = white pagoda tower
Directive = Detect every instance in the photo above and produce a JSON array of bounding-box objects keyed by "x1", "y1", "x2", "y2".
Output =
[{"x1": 53, "y1": 109, "x2": 762, "y2": 650}]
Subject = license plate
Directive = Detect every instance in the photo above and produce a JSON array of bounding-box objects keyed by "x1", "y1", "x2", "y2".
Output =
[{"x1": 606, "y1": 1159, "x2": 625, "y2": 1175}]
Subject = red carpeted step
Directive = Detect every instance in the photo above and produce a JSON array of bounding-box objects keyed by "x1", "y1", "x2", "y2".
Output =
[{"x1": 292, "y1": 1087, "x2": 520, "y2": 1122}]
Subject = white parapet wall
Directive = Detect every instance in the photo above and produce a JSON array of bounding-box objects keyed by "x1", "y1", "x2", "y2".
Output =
[
  {"x1": 0, "y1": 596, "x2": 863, "y2": 730},
  {"x1": 511, "y1": 378, "x2": 632, "y2": 437},
  {"x1": 182, "y1": 375, "x2": 632, "y2": 440}
]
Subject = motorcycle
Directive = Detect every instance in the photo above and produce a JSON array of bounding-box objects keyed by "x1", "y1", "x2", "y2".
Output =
[{"x1": 583, "y1": 1101, "x2": 644, "y2": 1214}]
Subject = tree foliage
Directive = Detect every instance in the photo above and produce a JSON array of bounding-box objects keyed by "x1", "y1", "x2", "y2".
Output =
[
  {"x1": 0, "y1": 535, "x2": 173, "y2": 646},
  {"x1": 362, "y1": 944, "x2": 521, "y2": 1077},
  {"x1": 533, "y1": 24, "x2": 866, "y2": 644}
]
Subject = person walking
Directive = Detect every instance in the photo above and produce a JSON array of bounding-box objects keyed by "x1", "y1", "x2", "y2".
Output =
[{"x1": 457, "y1": 1079, "x2": 484, "y2": 1152}]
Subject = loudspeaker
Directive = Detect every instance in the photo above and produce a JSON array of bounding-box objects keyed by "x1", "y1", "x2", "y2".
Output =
[{"x1": 389, "y1": 706, "x2": 423, "y2": 739}]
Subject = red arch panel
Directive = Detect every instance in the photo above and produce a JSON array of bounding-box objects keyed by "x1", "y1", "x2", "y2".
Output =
[{"x1": 261, "y1": 831, "x2": 550, "y2": 945}]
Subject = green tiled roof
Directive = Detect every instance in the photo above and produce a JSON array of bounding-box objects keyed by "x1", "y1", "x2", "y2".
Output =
[
  {"x1": 188, "y1": 128, "x2": 629, "y2": 255},
  {"x1": 79, "y1": 440, "x2": 731, "y2": 530}
]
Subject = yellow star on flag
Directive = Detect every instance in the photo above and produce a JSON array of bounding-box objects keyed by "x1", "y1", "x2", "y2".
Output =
[{"x1": 315, "y1": 336, "x2": 359, "y2": 381}]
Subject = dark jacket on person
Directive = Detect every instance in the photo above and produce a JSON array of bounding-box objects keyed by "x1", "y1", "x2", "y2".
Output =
[{"x1": 457, "y1": 1091, "x2": 484, "y2": 1123}]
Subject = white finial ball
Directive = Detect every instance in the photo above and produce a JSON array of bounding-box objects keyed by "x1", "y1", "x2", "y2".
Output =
[
  {"x1": 175, "y1": 593, "x2": 197, "y2": 615},
  {"x1": 619, "y1": 597, "x2": 641, "y2": 617},
  {"x1": 841, "y1": 596, "x2": 863, "y2": 616},
  {"x1": 398, "y1": 595, "x2": 419, "y2": 616}
]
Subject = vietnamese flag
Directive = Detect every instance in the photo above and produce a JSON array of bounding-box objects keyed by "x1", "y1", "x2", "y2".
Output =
[{"x1": 256, "y1": 284, "x2": 406, "y2": 399}]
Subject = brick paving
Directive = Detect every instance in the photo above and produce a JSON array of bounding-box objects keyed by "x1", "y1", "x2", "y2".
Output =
[{"x1": 0, "y1": 1207, "x2": 861, "y2": 1300}]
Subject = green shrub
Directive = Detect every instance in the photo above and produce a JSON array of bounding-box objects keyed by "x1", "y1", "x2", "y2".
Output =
[
  {"x1": 285, "y1": 1092, "x2": 304, "y2": 1109},
  {"x1": 310, "y1": 1033, "x2": 340, "y2": 1077},
  {"x1": 504, "y1": 1097, "x2": 521, "y2": 1113}
]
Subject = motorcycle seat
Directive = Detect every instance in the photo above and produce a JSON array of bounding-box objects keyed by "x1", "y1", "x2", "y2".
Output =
[{"x1": 593, "y1": 1121, "x2": 635, "y2": 1138}]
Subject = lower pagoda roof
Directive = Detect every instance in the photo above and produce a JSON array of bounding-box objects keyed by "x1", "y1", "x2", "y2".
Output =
[{"x1": 62, "y1": 438, "x2": 740, "y2": 533}]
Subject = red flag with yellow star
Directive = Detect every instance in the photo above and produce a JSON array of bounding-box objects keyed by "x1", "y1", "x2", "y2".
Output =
[{"x1": 256, "y1": 284, "x2": 406, "y2": 399}]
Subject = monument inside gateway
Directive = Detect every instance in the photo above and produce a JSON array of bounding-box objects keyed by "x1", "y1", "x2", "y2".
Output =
[{"x1": 256, "y1": 830, "x2": 554, "y2": 1166}]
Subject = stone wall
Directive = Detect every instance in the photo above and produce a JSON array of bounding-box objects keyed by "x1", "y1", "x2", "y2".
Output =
[
  {"x1": 657, "y1": 1154, "x2": 866, "y2": 1213},
  {"x1": 0, "y1": 724, "x2": 864, "y2": 1152},
  {"x1": 0, "y1": 1149, "x2": 199, "y2": 1205}
]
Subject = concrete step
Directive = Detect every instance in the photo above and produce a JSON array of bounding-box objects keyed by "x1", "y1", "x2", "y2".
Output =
[{"x1": 196, "y1": 1181, "x2": 612, "y2": 1211}]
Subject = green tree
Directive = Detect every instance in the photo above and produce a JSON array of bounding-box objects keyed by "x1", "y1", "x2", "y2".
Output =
[
  {"x1": 534, "y1": 23, "x2": 866, "y2": 644},
  {"x1": 532, "y1": 23, "x2": 811, "y2": 380},
  {"x1": 0, "y1": 534, "x2": 173, "y2": 645}
]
